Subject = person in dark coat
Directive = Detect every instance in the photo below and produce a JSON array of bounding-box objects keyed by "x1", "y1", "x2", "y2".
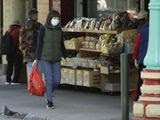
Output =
[
  {"x1": 133, "y1": 10, "x2": 149, "y2": 101},
  {"x1": 5, "y1": 21, "x2": 23, "y2": 85}
]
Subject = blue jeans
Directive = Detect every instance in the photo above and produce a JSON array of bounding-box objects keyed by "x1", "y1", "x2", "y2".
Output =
[
  {"x1": 39, "y1": 60, "x2": 61, "y2": 102},
  {"x1": 26, "y1": 62, "x2": 33, "y2": 82}
]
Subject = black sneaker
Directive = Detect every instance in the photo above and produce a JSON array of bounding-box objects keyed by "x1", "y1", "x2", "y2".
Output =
[{"x1": 46, "y1": 101, "x2": 55, "y2": 109}]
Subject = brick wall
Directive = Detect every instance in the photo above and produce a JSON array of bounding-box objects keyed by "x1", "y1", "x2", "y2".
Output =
[{"x1": 37, "y1": 0, "x2": 49, "y2": 24}]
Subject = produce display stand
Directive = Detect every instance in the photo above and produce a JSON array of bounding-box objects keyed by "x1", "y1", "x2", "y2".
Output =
[{"x1": 61, "y1": 28, "x2": 137, "y2": 93}]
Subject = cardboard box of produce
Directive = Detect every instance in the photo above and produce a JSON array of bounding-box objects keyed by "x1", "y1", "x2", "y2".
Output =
[
  {"x1": 88, "y1": 59, "x2": 97, "y2": 68},
  {"x1": 61, "y1": 68, "x2": 76, "y2": 85},
  {"x1": 76, "y1": 69, "x2": 83, "y2": 86},
  {"x1": 61, "y1": 68, "x2": 68, "y2": 84},
  {"x1": 100, "y1": 66, "x2": 109, "y2": 74},
  {"x1": 103, "y1": 83, "x2": 120, "y2": 92},
  {"x1": 80, "y1": 58, "x2": 89, "y2": 68},
  {"x1": 67, "y1": 69, "x2": 76, "y2": 85},
  {"x1": 61, "y1": 68, "x2": 67, "y2": 84},
  {"x1": 83, "y1": 70, "x2": 100, "y2": 87},
  {"x1": 64, "y1": 37, "x2": 84, "y2": 50}
]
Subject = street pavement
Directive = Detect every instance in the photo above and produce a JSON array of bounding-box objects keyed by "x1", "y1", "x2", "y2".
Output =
[{"x1": 0, "y1": 75, "x2": 131, "y2": 120}]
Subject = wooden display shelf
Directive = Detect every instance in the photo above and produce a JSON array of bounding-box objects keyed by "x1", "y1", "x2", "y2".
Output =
[
  {"x1": 101, "y1": 53, "x2": 120, "y2": 57},
  {"x1": 66, "y1": 49, "x2": 79, "y2": 52},
  {"x1": 79, "y1": 48, "x2": 101, "y2": 53},
  {"x1": 66, "y1": 48, "x2": 101, "y2": 53},
  {"x1": 61, "y1": 65, "x2": 119, "y2": 75},
  {"x1": 62, "y1": 28, "x2": 117, "y2": 34},
  {"x1": 61, "y1": 65, "x2": 100, "y2": 70}
]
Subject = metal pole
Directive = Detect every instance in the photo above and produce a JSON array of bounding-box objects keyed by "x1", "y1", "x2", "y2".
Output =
[
  {"x1": 0, "y1": 0, "x2": 3, "y2": 39},
  {"x1": 0, "y1": 0, "x2": 3, "y2": 50},
  {"x1": 121, "y1": 53, "x2": 129, "y2": 120}
]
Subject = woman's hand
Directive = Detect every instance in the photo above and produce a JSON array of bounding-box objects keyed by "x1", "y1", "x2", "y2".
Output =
[
  {"x1": 134, "y1": 59, "x2": 139, "y2": 69},
  {"x1": 62, "y1": 57, "x2": 69, "y2": 62},
  {"x1": 32, "y1": 60, "x2": 38, "y2": 67}
]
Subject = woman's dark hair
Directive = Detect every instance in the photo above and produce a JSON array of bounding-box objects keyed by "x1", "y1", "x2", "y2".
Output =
[{"x1": 46, "y1": 10, "x2": 60, "y2": 25}]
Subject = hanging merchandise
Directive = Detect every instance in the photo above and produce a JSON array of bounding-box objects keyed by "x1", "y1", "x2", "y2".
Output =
[
  {"x1": 100, "y1": 34, "x2": 123, "y2": 55},
  {"x1": 64, "y1": 12, "x2": 136, "y2": 31}
]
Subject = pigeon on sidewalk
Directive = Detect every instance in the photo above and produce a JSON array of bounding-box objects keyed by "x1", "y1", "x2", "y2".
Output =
[
  {"x1": 3, "y1": 105, "x2": 27, "y2": 119},
  {"x1": 3, "y1": 106, "x2": 17, "y2": 116}
]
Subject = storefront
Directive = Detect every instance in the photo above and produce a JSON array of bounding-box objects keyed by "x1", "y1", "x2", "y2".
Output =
[{"x1": 0, "y1": 0, "x2": 150, "y2": 87}]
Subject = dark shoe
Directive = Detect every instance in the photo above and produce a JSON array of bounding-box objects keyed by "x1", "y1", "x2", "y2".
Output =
[{"x1": 46, "y1": 101, "x2": 55, "y2": 109}]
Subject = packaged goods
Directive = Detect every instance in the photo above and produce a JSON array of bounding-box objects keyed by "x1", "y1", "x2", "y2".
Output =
[
  {"x1": 89, "y1": 42, "x2": 96, "y2": 49},
  {"x1": 95, "y1": 20, "x2": 101, "y2": 30},
  {"x1": 118, "y1": 29, "x2": 138, "y2": 43},
  {"x1": 68, "y1": 69, "x2": 76, "y2": 85},
  {"x1": 103, "y1": 83, "x2": 120, "y2": 92},
  {"x1": 80, "y1": 58, "x2": 89, "y2": 68},
  {"x1": 72, "y1": 57, "x2": 81, "y2": 67},
  {"x1": 61, "y1": 58, "x2": 74, "y2": 67},
  {"x1": 88, "y1": 59, "x2": 97, "y2": 69},
  {"x1": 88, "y1": 58, "x2": 99, "y2": 69},
  {"x1": 89, "y1": 19, "x2": 96, "y2": 30},
  {"x1": 76, "y1": 70, "x2": 83, "y2": 86},
  {"x1": 61, "y1": 68, "x2": 68, "y2": 84},
  {"x1": 64, "y1": 37, "x2": 84, "y2": 50},
  {"x1": 64, "y1": 13, "x2": 136, "y2": 31},
  {"x1": 100, "y1": 66, "x2": 109, "y2": 74},
  {"x1": 83, "y1": 70, "x2": 100, "y2": 87},
  {"x1": 64, "y1": 21, "x2": 71, "y2": 28},
  {"x1": 81, "y1": 36, "x2": 98, "y2": 49},
  {"x1": 61, "y1": 68, "x2": 76, "y2": 85}
]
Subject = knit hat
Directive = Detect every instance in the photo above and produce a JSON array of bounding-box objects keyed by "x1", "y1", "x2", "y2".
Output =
[
  {"x1": 28, "y1": 8, "x2": 38, "y2": 16},
  {"x1": 11, "y1": 20, "x2": 20, "y2": 26},
  {"x1": 137, "y1": 10, "x2": 148, "y2": 20}
]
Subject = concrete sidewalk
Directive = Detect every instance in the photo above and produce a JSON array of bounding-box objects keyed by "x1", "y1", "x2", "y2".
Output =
[{"x1": 0, "y1": 75, "x2": 124, "y2": 120}]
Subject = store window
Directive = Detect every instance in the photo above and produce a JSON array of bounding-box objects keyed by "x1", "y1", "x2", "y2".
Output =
[{"x1": 97, "y1": 0, "x2": 137, "y2": 17}]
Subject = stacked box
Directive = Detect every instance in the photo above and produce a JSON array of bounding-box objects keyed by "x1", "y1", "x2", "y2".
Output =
[
  {"x1": 83, "y1": 70, "x2": 100, "y2": 87},
  {"x1": 88, "y1": 59, "x2": 97, "y2": 68},
  {"x1": 61, "y1": 68, "x2": 76, "y2": 85},
  {"x1": 72, "y1": 57, "x2": 81, "y2": 67},
  {"x1": 100, "y1": 66, "x2": 109, "y2": 74},
  {"x1": 64, "y1": 37, "x2": 84, "y2": 50},
  {"x1": 103, "y1": 83, "x2": 120, "y2": 92},
  {"x1": 80, "y1": 58, "x2": 89, "y2": 68},
  {"x1": 67, "y1": 69, "x2": 76, "y2": 85},
  {"x1": 76, "y1": 70, "x2": 83, "y2": 86},
  {"x1": 100, "y1": 74, "x2": 120, "y2": 92},
  {"x1": 61, "y1": 68, "x2": 68, "y2": 84},
  {"x1": 61, "y1": 58, "x2": 74, "y2": 67}
]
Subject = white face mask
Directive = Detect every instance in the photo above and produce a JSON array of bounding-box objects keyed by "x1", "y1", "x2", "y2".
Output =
[{"x1": 51, "y1": 19, "x2": 59, "y2": 26}]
